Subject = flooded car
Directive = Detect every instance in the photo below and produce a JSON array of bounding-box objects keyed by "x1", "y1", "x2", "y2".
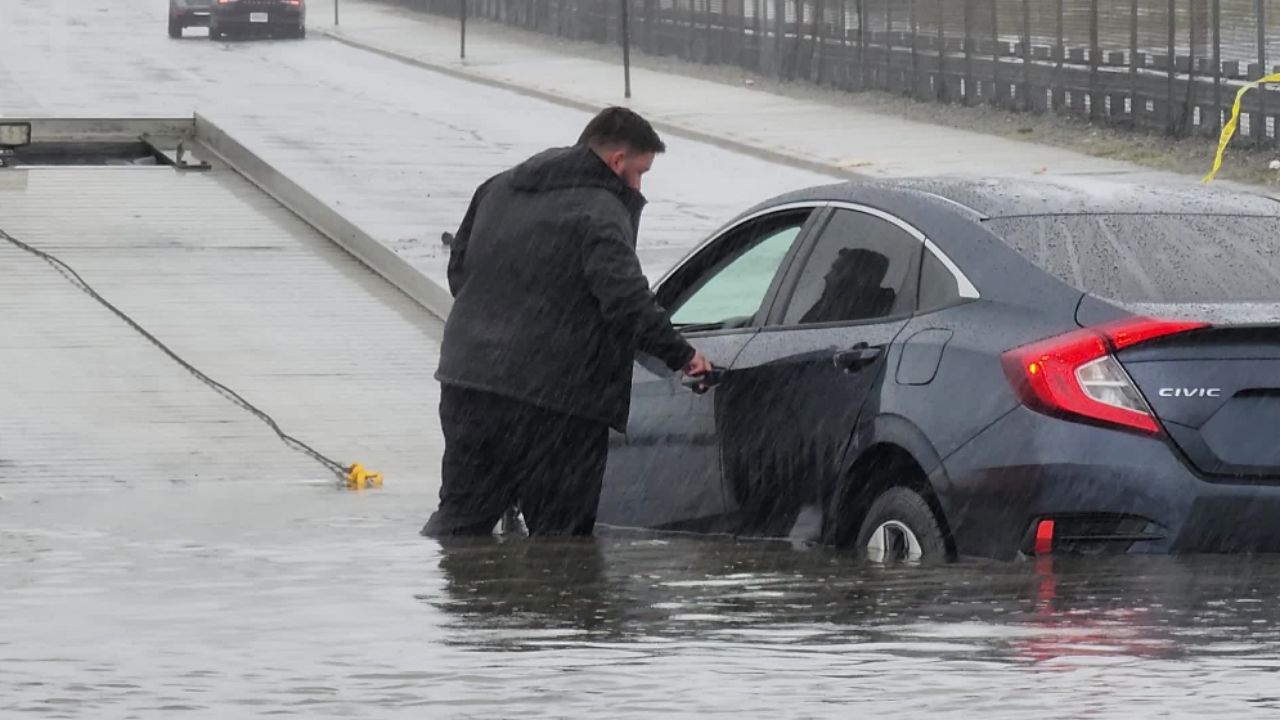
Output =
[{"x1": 598, "y1": 177, "x2": 1280, "y2": 563}]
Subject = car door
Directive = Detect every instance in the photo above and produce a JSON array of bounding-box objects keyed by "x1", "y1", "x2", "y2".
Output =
[
  {"x1": 719, "y1": 205, "x2": 925, "y2": 538},
  {"x1": 597, "y1": 206, "x2": 820, "y2": 532}
]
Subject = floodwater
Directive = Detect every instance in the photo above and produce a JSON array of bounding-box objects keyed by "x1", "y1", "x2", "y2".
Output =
[{"x1": 6, "y1": 479, "x2": 1280, "y2": 717}]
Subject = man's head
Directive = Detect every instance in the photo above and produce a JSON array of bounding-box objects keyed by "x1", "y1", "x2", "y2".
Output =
[{"x1": 578, "y1": 107, "x2": 665, "y2": 192}]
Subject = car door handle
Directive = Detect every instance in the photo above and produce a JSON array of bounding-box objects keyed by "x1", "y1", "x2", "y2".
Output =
[
  {"x1": 833, "y1": 344, "x2": 883, "y2": 371},
  {"x1": 681, "y1": 367, "x2": 727, "y2": 395}
]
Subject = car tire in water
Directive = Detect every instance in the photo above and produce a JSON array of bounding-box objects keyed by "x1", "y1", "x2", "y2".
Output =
[
  {"x1": 168, "y1": 17, "x2": 183, "y2": 38},
  {"x1": 854, "y1": 487, "x2": 947, "y2": 564}
]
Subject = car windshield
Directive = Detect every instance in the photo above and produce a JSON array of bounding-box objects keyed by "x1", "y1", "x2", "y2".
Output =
[{"x1": 986, "y1": 213, "x2": 1280, "y2": 303}]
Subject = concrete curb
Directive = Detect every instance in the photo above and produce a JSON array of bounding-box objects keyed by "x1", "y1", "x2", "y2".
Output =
[
  {"x1": 9, "y1": 117, "x2": 194, "y2": 143},
  {"x1": 321, "y1": 29, "x2": 856, "y2": 182},
  {"x1": 193, "y1": 112, "x2": 454, "y2": 320}
]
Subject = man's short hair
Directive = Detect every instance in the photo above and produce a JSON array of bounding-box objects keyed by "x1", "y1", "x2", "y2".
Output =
[{"x1": 578, "y1": 107, "x2": 666, "y2": 154}]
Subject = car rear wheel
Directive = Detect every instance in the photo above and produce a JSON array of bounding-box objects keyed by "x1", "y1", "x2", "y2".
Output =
[
  {"x1": 168, "y1": 17, "x2": 183, "y2": 38},
  {"x1": 854, "y1": 487, "x2": 947, "y2": 564}
]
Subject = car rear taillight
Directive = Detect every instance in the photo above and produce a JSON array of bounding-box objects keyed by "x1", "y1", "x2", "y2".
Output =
[
  {"x1": 1034, "y1": 519, "x2": 1055, "y2": 554},
  {"x1": 1001, "y1": 318, "x2": 1209, "y2": 434}
]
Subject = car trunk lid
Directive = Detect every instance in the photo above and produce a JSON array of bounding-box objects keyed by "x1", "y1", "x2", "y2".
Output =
[{"x1": 1083, "y1": 299, "x2": 1280, "y2": 478}]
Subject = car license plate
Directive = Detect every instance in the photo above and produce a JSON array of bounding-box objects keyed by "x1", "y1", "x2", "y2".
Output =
[{"x1": 250, "y1": 12, "x2": 269, "y2": 22}]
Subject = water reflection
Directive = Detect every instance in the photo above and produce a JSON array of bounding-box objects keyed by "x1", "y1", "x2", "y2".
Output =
[
  {"x1": 430, "y1": 533, "x2": 1280, "y2": 670},
  {"x1": 431, "y1": 536, "x2": 625, "y2": 646},
  {"x1": 1010, "y1": 558, "x2": 1180, "y2": 664},
  {"x1": 10, "y1": 499, "x2": 1280, "y2": 717}
]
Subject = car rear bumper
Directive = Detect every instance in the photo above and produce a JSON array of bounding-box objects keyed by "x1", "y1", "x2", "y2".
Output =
[
  {"x1": 211, "y1": 4, "x2": 303, "y2": 26},
  {"x1": 172, "y1": 10, "x2": 212, "y2": 25},
  {"x1": 939, "y1": 405, "x2": 1280, "y2": 560}
]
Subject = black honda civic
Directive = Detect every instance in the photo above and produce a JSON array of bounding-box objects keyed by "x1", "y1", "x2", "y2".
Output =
[{"x1": 596, "y1": 177, "x2": 1280, "y2": 562}]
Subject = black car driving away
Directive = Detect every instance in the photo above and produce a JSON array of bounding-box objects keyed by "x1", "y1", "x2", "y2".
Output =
[
  {"x1": 597, "y1": 177, "x2": 1280, "y2": 563},
  {"x1": 207, "y1": 0, "x2": 306, "y2": 39}
]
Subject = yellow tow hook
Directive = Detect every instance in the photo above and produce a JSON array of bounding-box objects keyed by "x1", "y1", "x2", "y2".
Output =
[{"x1": 345, "y1": 463, "x2": 383, "y2": 491}]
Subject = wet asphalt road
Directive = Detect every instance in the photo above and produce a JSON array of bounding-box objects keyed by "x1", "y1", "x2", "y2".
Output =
[
  {"x1": 0, "y1": 0, "x2": 832, "y2": 282},
  {"x1": 7, "y1": 1, "x2": 1280, "y2": 718}
]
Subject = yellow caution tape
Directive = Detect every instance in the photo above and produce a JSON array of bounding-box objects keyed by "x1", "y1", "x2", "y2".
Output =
[
  {"x1": 345, "y1": 463, "x2": 383, "y2": 491},
  {"x1": 1204, "y1": 72, "x2": 1280, "y2": 183}
]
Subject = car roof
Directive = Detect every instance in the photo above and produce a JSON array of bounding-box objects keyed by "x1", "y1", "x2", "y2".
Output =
[{"x1": 753, "y1": 176, "x2": 1280, "y2": 219}]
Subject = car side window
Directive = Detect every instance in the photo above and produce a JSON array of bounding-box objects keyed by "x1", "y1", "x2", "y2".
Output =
[
  {"x1": 781, "y1": 209, "x2": 922, "y2": 326},
  {"x1": 917, "y1": 246, "x2": 963, "y2": 313},
  {"x1": 666, "y1": 212, "x2": 810, "y2": 331}
]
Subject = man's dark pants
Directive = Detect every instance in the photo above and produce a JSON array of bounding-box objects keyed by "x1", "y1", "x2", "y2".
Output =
[{"x1": 421, "y1": 385, "x2": 610, "y2": 537}]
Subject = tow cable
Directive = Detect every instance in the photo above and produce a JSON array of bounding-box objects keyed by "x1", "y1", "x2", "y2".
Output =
[{"x1": 1, "y1": 226, "x2": 382, "y2": 491}]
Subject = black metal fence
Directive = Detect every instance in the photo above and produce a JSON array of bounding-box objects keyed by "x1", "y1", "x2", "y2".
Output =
[{"x1": 388, "y1": 0, "x2": 1280, "y2": 143}]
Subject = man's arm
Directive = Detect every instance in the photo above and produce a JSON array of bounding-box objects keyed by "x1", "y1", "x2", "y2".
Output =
[
  {"x1": 446, "y1": 177, "x2": 497, "y2": 296},
  {"x1": 581, "y1": 218, "x2": 697, "y2": 373}
]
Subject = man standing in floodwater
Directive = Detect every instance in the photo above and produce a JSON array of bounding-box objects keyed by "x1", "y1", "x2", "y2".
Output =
[{"x1": 421, "y1": 107, "x2": 712, "y2": 538}]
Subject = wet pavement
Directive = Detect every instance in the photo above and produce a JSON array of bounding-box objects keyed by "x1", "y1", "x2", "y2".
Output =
[
  {"x1": 0, "y1": 0, "x2": 832, "y2": 284},
  {"x1": 326, "y1": 0, "x2": 1159, "y2": 179},
  {"x1": 0, "y1": 164, "x2": 444, "y2": 492},
  {"x1": 7, "y1": 1, "x2": 1280, "y2": 718}
]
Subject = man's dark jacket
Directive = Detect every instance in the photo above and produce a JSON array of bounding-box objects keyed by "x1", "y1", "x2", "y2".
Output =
[{"x1": 435, "y1": 145, "x2": 694, "y2": 431}]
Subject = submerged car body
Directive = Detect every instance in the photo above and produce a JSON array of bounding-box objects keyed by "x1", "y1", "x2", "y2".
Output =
[{"x1": 597, "y1": 177, "x2": 1280, "y2": 562}]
